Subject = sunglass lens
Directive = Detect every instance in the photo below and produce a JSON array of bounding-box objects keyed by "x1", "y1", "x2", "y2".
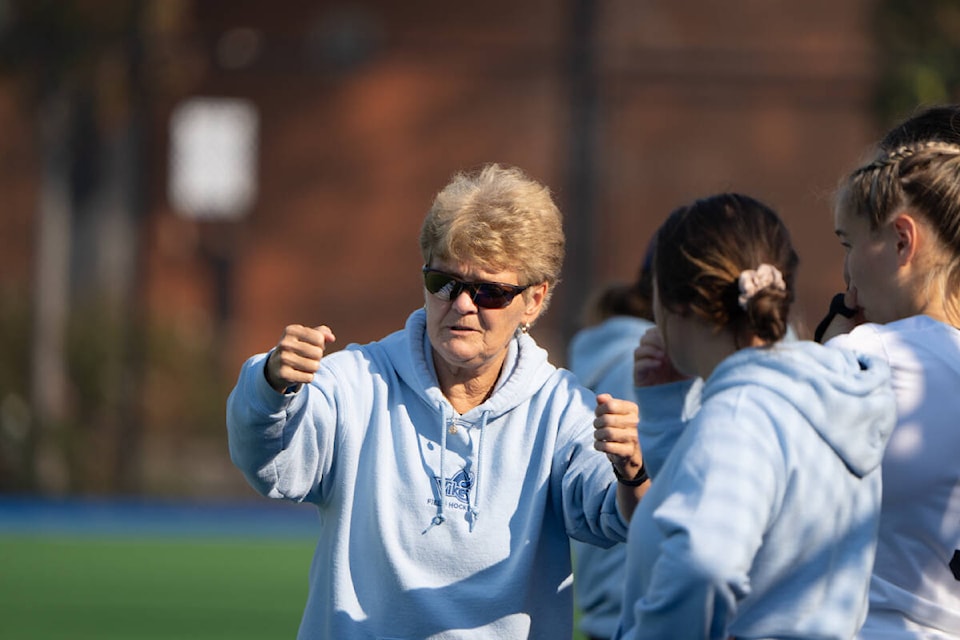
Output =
[
  {"x1": 473, "y1": 285, "x2": 511, "y2": 309},
  {"x1": 423, "y1": 271, "x2": 458, "y2": 299},
  {"x1": 423, "y1": 268, "x2": 521, "y2": 309}
]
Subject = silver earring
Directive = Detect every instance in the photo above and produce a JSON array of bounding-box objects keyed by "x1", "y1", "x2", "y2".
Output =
[{"x1": 520, "y1": 322, "x2": 531, "y2": 333}]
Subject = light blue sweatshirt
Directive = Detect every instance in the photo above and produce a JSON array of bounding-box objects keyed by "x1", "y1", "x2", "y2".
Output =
[
  {"x1": 227, "y1": 309, "x2": 628, "y2": 640},
  {"x1": 568, "y1": 316, "x2": 654, "y2": 639},
  {"x1": 616, "y1": 341, "x2": 896, "y2": 640}
]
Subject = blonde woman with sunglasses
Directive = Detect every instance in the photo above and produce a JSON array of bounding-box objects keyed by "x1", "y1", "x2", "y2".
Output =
[{"x1": 227, "y1": 163, "x2": 646, "y2": 640}]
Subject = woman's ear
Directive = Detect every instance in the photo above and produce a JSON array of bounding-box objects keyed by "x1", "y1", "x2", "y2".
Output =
[
  {"x1": 523, "y1": 282, "x2": 548, "y2": 319},
  {"x1": 892, "y1": 211, "x2": 920, "y2": 266}
]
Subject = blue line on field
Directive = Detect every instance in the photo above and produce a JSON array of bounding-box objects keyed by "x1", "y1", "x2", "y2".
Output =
[{"x1": 0, "y1": 495, "x2": 320, "y2": 539}]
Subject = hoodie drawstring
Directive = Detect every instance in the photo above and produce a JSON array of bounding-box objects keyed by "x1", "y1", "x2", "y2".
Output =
[
  {"x1": 422, "y1": 408, "x2": 449, "y2": 534},
  {"x1": 423, "y1": 408, "x2": 490, "y2": 534},
  {"x1": 467, "y1": 412, "x2": 488, "y2": 532}
]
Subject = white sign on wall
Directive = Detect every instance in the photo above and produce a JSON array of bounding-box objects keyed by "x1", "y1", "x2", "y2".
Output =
[{"x1": 169, "y1": 97, "x2": 259, "y2": 220}]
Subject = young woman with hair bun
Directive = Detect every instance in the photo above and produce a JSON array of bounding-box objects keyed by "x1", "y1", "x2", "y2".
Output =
[{"x1": 616, "y1": 193, "x2": 896, "y2": 639}]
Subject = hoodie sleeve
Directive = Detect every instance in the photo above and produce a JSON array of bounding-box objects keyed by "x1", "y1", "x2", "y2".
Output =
[
  {"x1": 549, "y1": 377, "x2": 631, "y2": 547},
  {"x1": 226, "y1": 351, "x2": 339, "y2": 504},
  {"x1": 560, "y1": 456, "x2": 629, "y2": 547},
  {"x1": 628, "y1": 388, "x2": 783, "y2": 639},
  {"x1": 634, "y1": 378, "x2": 702, "y2": 479}
]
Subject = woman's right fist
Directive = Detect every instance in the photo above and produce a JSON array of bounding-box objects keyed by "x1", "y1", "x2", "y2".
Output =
[{"x1": 265, "y1": 324, "x2": 337, "y2": 392}]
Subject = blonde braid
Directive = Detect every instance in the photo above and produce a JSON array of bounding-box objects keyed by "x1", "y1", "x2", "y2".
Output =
[{"x1": 847, "y1": 141, "x2": 960, "y2": 326}]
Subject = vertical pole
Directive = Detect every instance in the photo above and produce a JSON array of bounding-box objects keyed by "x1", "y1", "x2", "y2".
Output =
[
  {"x1": 29, "y1": 92, "x2": 73, "y2": 491},
  {"x1": 561, "y1": 0, "x2": 600, "y2": 354},
  {"x1": 114, "y1": 0, "x2": 148, "y2": 493}
]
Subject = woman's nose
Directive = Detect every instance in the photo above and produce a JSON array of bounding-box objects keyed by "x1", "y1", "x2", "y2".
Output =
[{"x1": 451, "y1": 287, "x2": 479, "y2": 311}]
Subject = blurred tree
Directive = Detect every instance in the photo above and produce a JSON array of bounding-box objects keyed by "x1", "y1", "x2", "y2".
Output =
[
  {"x1": 0, "y1": 0, "x2": 149, "y2": 493},
  {"x1": 874, "y1": 0, "x2": 960, "y2": 126}
]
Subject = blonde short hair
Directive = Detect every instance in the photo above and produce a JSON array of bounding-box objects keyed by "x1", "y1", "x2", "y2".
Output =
[{"x1": 419, "y1": 163, "x2": 565, "y2": 308}]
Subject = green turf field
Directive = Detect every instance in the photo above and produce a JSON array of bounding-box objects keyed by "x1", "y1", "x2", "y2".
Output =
[
  {"x1": 0, "y1": 534, "x2": 589, "y2": 639},
  {"x1": 0, "y1": 535, "x2": 315, "y2": 640}
]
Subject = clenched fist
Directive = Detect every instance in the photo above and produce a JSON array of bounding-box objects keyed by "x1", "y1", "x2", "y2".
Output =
[
  {"x1": 593, "y1": 392, "x2": 642, "y2": 479},
  {"x1": 265, "y1": 324, "x2": 337, "y2": 393}
]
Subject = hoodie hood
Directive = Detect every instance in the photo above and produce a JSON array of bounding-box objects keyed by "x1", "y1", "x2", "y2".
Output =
[
  {"x1": 387, "y1": 309, "x2": 558, "y2": 419},
  {"x1": 704, "y1": 340, "x2": 894, "y2": 477},
  {"x1": 568, "y1": 316, "x2": 654, "y2": 392},
  {"x1": 376, "y1": 308, "x2": 560, "y2": 531}
]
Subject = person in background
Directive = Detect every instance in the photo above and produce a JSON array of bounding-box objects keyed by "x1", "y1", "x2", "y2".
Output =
[
  {"x1": 567, "y1": 240, "x2": 656, "y2": 640},
  {"x1": 618, "y1": 193, "x2": 896, "y2": 639},
  {"x1": 816, "y1": 104, "x2": 960, "y2": 638},
  {"x1": 880, "y1": 103, "x2": 960, "y2": 148},
  {"x1": 226, "y1": 163, "x2": 647, "y2": 640}
]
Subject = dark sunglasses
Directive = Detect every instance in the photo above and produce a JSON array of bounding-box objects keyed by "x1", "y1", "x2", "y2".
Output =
[{"x1": 422, "y1": 267, "x2": 531, "y2": 309}]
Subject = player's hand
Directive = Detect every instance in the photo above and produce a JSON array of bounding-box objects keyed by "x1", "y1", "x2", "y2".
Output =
[
  {"x1": 593, "y1": 393, "x2": 642, "y2": 479},
  {"x1": 634, "y1": 327, "x2": 688, "y2": 387},
  {"x1": 265, "y1": 324, "x2": 336, "y2": 392}
]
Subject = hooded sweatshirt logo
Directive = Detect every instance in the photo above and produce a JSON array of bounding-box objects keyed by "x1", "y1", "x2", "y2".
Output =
[{"x1": 434, "y1": 469, "x2": 474, "y2": 505}]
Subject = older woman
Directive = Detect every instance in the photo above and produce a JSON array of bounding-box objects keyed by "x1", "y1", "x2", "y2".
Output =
[{"x1": 226, "y1": 163, "x2": 645, "y2": 640}]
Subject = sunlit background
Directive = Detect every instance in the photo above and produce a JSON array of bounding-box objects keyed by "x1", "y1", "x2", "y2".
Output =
[{"x1": 0, "y1": 0, "x2": 957, "y2": 637}]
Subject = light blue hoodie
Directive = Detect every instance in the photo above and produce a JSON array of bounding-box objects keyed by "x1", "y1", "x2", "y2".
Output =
[
  {"x1": 568, "y1": 316, "x2": 654, "y2": 639},
  {"x1": 616, "y1": 340, "x2": 896, "y2": 640},
  {"x1": 227, "y1": 309, "x2": 628, "y2": 640}
]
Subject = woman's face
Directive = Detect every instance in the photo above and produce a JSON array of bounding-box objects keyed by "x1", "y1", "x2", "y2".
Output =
[
  {"x1": 834, "y1": 205, "x2": 904, "y2": 324},
  {"x1": 424, "y1": 258, "x2": 546, "y2": 379}
]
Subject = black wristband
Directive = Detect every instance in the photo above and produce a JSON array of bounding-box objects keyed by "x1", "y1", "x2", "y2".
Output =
[{"x1": 613, "y1": 463, "x2": 649, "y2": 486}]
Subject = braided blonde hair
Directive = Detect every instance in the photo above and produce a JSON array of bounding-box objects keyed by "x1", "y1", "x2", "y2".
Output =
[{"x1": 838, "y1": 140, "x2": 960, "y2": 323}]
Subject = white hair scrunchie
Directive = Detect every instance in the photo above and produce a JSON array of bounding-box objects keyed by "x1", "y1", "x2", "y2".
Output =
[{"x1": 738, "y1": 264, "x2": 786, "y2": 310}]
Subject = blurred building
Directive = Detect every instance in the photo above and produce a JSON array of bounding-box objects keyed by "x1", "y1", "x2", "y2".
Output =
[
  {"x1": 148, "y1": 0, "x2": 880, "y2": 360},
  {"x1": 0, "y1": 0, "x2": 883, "y2": 496}
]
